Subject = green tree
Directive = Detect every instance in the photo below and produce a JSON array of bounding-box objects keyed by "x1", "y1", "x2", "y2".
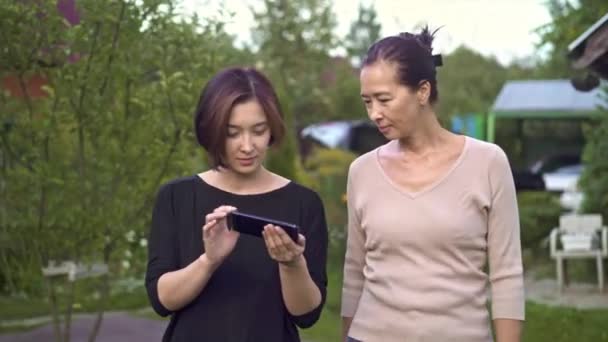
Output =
[
  {"x1": 323, "y1": 58, "x2": 367, "y2": 122},
  {"x1": 535, "y1": 0, "x2": 608, "y2": 78},
  {"x1": 0, "y1": 1, "x2": 241, "y2": 340},
  {"x1": 344, "y1": 2, "x2": 382, "y2": 67},
  {"x1": 250, "y1": 0, "x2": 337, "y2": 180},
  {"x1": 579, "y1": 101, "x2": 608, "y2": 219},
  {"x1": 436, "y1": 46, "x2": 508, "y2": 120},
  {"x1": 251, "y1": 0, "x2": 336, "y2": 127},
  {"x1": 534, "y1": 1, "x2": 608, "y2": 218}
]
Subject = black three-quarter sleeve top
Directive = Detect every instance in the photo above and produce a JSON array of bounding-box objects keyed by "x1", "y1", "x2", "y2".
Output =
[{"x1": 145, "y1": 175, "x2": 328, "y2": 342}]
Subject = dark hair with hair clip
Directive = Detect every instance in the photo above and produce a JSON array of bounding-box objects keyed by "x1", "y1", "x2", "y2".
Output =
[{"x1": 362, "y1": 26, "x2": 442, "y2": 104}]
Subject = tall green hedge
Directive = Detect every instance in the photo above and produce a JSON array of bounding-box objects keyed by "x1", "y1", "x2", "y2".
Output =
[{"x1": 579, "y1": 93, "x2": 608, "y2": 220}]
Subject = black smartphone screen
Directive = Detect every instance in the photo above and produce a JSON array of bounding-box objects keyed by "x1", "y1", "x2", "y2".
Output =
[{"x1": 227, "y1": 211, "x2": 299, "y2": 242}]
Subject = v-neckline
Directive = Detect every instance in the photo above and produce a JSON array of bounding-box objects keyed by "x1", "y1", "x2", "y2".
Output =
[{"x1": 374, "y1": 136, "x2": 470, "y2": 199}]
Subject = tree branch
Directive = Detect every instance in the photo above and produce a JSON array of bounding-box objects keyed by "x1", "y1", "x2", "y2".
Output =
[
  {"x1": 99, "y1": 1, "x2": 127, "y2": 96},
  {"x1": 17, "y1": 72, "x2": 35, "y2": 122},
  {"x1": 0, "y1": 133, "x2": 34, "y2": 172},
  {"x1": 74, "y1": 21, "x2": 102, "y2": 195}
]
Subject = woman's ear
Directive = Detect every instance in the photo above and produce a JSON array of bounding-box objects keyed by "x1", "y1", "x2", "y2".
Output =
[{"x1": 417, "y1": 80, "x2": 431, "y2": 105}]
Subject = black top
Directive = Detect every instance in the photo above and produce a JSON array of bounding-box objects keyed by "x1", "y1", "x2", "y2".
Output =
[{"x1": 145, "y1": 175, "x2": 328, "y2": 342}]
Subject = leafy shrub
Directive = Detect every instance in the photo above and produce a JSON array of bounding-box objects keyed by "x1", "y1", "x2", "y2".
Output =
[
  {"x1": 518, "y1": 191, "x2": 561, "y2": 251},
  {"x1": 579, "y1": 99, "x2": 608, "y2": 221},
  {"x1": 304, "y1": 148, "x2": 357, "y2": 264}
]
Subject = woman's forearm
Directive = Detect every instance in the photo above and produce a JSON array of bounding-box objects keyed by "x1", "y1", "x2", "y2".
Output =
[
  {"x1": 278, "y1": 255, "x2": 322, "y2": 316},
  {"x1": 157, "y1": 254, "x2": 218, "y2": 311},
  {"x1": 493, "y1": 318, "x2": 523, "y2": 342}
]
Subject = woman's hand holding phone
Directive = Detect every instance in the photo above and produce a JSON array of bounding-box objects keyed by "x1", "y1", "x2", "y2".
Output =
[
  {"x1": 262, "y1": 225, "x2": 306, "y2": 267},
  {"x1": 202, "y1": 205, "x2": 239, "y2": 266}
]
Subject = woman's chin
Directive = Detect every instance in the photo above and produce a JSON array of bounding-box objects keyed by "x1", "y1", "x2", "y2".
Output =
[{"x1": 228, "y1": 163, "x2": 262, "y2": 177}]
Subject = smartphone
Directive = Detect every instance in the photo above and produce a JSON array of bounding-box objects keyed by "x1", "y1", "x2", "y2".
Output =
[{"x1": 227, "y1": 211, "x2": 299, "y2": 243}]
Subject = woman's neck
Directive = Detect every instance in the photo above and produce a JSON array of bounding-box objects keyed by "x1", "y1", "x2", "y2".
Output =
[
  {"x1": 396, "y1": 110, "x2": 449, "y2": 156},
  {"x1": 204, "y1": 167, "x2": 279, "y2": 195}
]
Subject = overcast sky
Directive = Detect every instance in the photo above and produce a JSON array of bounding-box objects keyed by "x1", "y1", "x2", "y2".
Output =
[{"x1": 179, "y1": 0, "x2": 554, "y2": 66}]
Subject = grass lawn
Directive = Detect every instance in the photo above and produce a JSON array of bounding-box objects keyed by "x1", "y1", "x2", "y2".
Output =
[
  {"x1": 0, "y1": 287, "x2": 149, "y2": 321},
  {"x1": 0, "y1": 277, "x2": 150, "y2": 334}
]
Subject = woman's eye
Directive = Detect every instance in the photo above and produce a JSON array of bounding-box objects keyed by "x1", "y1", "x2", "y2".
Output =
[
  {"x1": 379, "y1": 98, "x2": 391, "y2": 103},
  {"x1": 227, "y1": 131, "x2": 239, "y2": 138},
  {"x1": 253, "y1": 128, "x2": 267, "y2": 136}
]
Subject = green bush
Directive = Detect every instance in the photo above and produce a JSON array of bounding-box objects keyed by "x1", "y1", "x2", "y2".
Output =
[
  {"x1": 304, "y1": 148, "x2": 357, "y2": 265},
  {"x1": 579, "y1": 104, "x2": 608, "y2": 220},
  {"x1": 518, "y1": 191, "x2": 561, "y2": 251}
]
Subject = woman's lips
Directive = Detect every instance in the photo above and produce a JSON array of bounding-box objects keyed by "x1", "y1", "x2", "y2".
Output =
[
  {"x1": 377, "y1": 125, "x2": 391, "y2": 134},
  {"x1": 237, "y1": 157, "x2": 255, "y2": 166}
]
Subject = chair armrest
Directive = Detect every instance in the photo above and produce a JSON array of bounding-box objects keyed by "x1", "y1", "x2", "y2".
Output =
[{"x1": 550, "y1": 227, "x2": 560, "y2": 257}]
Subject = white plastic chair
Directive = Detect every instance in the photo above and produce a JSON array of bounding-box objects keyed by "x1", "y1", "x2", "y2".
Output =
[{"x1": 549, "y1": 214, "x2": 608, "y2": 292}]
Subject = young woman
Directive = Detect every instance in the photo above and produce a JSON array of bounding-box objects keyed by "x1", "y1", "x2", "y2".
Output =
[
  {"x1": 145, "y1": 67, "x2": 328, "y2": 342},
  {"x1": 341, "y1": 28, "x2": 525, "y2": 342}
]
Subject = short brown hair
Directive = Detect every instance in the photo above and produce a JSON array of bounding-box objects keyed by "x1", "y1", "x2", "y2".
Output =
[{"x1": 194, "y1": 67, "x2": 286, "y2": 169}]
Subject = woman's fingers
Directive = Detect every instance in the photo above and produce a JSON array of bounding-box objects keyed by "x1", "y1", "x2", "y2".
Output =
[
  {"x1": 296, "y1": 234, "x2": 306, "y2": 248},
  {"x1": 202, "y1": 219, "x2": 217, "y2": 238},
  {"x1": 205, "y1": 210, "x2": 228, "y2": 223},
  {"x1": 205, "y1": 205, "x2": 237, "y2": 223},
  {"x1": 214, "y1": 205, "x2": 237, "y2": 215},
  {"x1": 264, "y1": 225, "x2": 301, "y2": 260},
  {"x1": 262, "y1": 224, "x2": 275, "y2": 249},
  {"x1": 274, "y1": 226, "x2": 297, "y2": 249}
]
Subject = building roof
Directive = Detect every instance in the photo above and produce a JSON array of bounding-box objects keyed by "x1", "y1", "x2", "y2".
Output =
[
  {"x1": 491, "y1": 79, "x2": 607, "y2": 118},
  {"x1": 567, "y1": 12, "x2": 608, "y2": 80}
]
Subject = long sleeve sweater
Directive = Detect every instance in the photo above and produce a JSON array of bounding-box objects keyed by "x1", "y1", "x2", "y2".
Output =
[{"x1": 341, "y1": 136, "x2": 525, "y2": 342}]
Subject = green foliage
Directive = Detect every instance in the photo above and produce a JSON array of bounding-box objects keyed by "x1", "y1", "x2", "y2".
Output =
[
  {"x1": 322, "y1": 59, "x2": 367, "y2": 122},
  {"x1": 304, "y1": 148, "x2": 357, "y2": 265},
  {"x1": 523, "y1": 302, "x2": 608, "y2": 342},
  {"x1": 534, "y1": 0, "x2": 608, "y2": 222},
  {"x1": 265, "y1": 88, "x2": 298, "y2": 180},
  {"x1": 0, "y1": 278, "x2": 149, "y2": 321},
  {"x1": 437, "y1": 46, "x2": 508, "y2": 120},
  {"x1": 251, "y1": 0, "x2": 337, "y2": 127},
  {"x1": 252, "y1": 0, "x2": 342, "y2": 181},
  {"x1": 579, "y1": 93, "x2": 608, "y2": 219},
  {"x1": 535, "y1": 0, "x2": 608, "y2": 78},
  {"x1": 0, "y1": 0, "x2": 245, "y2": 294},
  {"x1": 517, "y1": 191, "x2": 561, "y2": 251},
  {"x1": 344, "y1": 3, "x2": 381, "y2": 67}
]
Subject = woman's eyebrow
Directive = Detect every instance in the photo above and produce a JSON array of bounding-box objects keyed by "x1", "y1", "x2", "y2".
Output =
[{"x1": 227, "y1": 121, "x2": 268, "y2": 129}]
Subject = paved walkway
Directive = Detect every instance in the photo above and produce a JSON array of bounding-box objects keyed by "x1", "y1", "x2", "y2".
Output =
[
  {"x1": 0, "y1": 311, "x2": 314, "y2": 342},
  {"x1": 0, "y1": 312, "x2": 167, "y2": 342},
  {"x1": 525, "y1": 273, "x2": 608, "y2": 309}
]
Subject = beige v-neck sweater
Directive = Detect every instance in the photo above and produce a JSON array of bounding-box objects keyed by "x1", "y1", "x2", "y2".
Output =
[{"x1": 341, "y1": 137, "x2": 524, "y2": 342}]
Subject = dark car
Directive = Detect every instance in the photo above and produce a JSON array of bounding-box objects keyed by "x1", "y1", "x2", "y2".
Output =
[
  {"x1": 512, "y1": 153, "x2": 581, "y2": 192},
  {"x1": 300, "y1": 120, "x2": 387, "y2": 156},
  {"x1": 512, "y1": 169, "x2": 545, "y2": 192}
]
